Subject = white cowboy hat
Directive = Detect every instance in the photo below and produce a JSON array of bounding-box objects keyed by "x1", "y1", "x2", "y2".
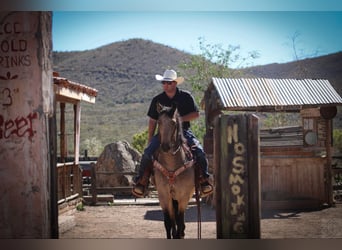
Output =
[{"x1": 155, "y1": 69, "x2": 184, "y2": 84}]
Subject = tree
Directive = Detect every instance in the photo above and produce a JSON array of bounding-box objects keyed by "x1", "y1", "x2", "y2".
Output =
[
  {"x1": 286, "y1": 31, "x2": 320, "y2": 78},
  {"x1": 81, "y1": 137, "x2": 103, "y2": 157},
  {"x1": 179, "y1": 37, "x2": 259, "y2": 98},
  {"x1": 178, "y1": 37, "x2": 259, "y2": 141}
]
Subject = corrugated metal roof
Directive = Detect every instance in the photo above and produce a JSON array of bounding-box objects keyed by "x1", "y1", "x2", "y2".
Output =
[{"x1": 212, "y1": 78, "x2": 342, "y2": 111}]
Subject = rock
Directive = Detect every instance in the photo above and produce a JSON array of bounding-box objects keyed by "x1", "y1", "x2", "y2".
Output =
[{"x1": 95, "y1": 140, "x2": 141, "y2": 187}]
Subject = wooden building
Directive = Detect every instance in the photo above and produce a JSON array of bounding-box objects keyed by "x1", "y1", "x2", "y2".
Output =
[
  {"x1": 53, "y1": 72, "x2": 98, "y2": 213},
  {"x1": 203, "y1": 78, "x2": 342, "y2": 209}
]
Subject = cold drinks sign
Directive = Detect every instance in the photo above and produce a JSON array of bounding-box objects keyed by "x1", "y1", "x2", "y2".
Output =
[
  {"x1": 0, "y1": 13, "x2": 38, "y2": 141},
  {"x1": 0, "y1": 20, "x2": 31, "y2": 80}
]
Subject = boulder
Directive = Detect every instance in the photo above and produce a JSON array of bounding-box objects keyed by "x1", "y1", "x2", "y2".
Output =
[{"x1": 95, "y1": 140, "x2": 141, "y2": 187}]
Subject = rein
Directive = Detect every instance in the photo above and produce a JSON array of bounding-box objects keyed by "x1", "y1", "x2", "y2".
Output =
[{"x1": 194, "y1": 163, "x2": 202, "y2": 239}]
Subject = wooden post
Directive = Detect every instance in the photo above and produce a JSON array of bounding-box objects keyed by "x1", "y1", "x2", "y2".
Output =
[
  {"x1": 320, "y1": 107, "x2": 336, "y2": 206},
  {"x1": 73, "y1": 102, "x2": 82, "y2": 197},
  {"x1": 0, "y1": 12, "x2": 53, "y2": 238},
  {"x1": 74, "y1": 102, "x2": 81, "y2": 164},
  {"x1": 325, "y1": 118, "x2": 333, "y2": 206},
  {"x1": 215, "y1": 114, "x2": 261, "y2": 239},
  {"x1": 60, "y1": 102, "x2": 66, "y2": 162},
  {"x1": 90, "y1": 162, "x2": 97, "y2": 205},
  {"x1": 49, "y1": 101, "x2": 58, "y2": 238}
]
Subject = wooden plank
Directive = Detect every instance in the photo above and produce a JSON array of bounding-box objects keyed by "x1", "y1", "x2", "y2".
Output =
[
  {"x1": 216, "y1": 114, "x2": 260, "y2": 239},
  {"x1": 261, "y1": 150, "x2": 315, "y2": 157},
  {"x1": 261, "y1": 157, "x2": 326, "y2": 203},
  {"x1": 260, "y1": 141, "x2": 303, "y2": 147},
  {"x1": 96, "y1": 171, "x2": 136, "y2": 175},
  {"x1": 262, "y1": 200, "x2": 321, "y2": 210},
  {"x1": 90, "y1": 162, "x2": 97, "y2": 205},
  {"x1": 247, "y1": 114, "x2": 261, "y2": 238},
  {"x1": 261, "y1": 146, "x2": 303, "y2": 152},
  {"x1": 332, "y1": 168, "x2": 342, "y2": 174}
]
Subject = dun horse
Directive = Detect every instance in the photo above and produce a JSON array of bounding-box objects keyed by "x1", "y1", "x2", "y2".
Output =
[{"x1": 153, "y1": 105, "x2": 195, "y2": 239}]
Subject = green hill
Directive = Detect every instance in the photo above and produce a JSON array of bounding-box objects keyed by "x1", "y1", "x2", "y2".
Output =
[{"x1": 53, "y1": 38, "x2": 342, "y2": 156}]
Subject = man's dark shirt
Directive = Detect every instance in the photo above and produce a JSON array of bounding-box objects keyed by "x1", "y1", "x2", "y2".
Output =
[{"x1": 147, "y1": 88, "x2": 198, "y2": 130}]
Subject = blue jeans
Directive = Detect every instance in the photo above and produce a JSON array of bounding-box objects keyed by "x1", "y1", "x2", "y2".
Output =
[{"x1": 136, "y1": 129, "x2": 209, "y2": 180}]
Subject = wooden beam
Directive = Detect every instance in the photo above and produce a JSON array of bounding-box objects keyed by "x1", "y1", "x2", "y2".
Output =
[
  {"x1": 74, "y1": 102, "x2": 81, "y2": 165},
  {"x1": 54, "y1": 85, "x2": 96, "y2": 104},
  {"x1": 60, "y1": 102, "x2": 66, "y2": 162}
]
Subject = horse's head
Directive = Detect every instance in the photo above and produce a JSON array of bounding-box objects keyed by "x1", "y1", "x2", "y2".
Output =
[{"x1": 157, "y1": 103, "x2": 182, "y2": 153}]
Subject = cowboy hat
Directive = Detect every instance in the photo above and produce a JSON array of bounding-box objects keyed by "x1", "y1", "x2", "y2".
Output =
[{"x1": 155, "y1": 69, "x2": 184, "y2": 84}]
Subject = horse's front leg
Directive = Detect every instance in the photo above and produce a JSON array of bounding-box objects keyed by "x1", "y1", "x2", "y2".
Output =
[
  {"x1": 175, "y1": 210, "x2": 185, "y2": 239},
  {"x1": 163, "y1": 211, "x2": 176, "y2": 239}
]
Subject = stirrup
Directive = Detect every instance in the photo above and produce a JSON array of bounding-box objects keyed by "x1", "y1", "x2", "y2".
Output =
[
  {"x1": 132, "y1": 183, "x2": 146, "y2": 198},
  {"x1": 200, "y1": 181, "x2": 213, "y2": 197}
]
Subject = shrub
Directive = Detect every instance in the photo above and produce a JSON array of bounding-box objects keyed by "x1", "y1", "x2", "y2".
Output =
[
  {"x1": 132, "y1": 129, "x2": 148, "y2": 154},
  {"x1": 333, "y1": 129, "x2": 342, "y2": 153}
]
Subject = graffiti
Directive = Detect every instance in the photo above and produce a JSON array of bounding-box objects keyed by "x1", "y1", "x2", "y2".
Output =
[
  {"x1": 227, "y1": 122, "x2": 246, "y2": 234},
  {"x1": 0, "y1": 112, "x2": 38, "y2": 140}
]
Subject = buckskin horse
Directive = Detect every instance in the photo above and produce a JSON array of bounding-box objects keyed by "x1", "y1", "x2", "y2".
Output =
[{"x1": 152, "y1": 104, "x2": 196, "y2": 239}]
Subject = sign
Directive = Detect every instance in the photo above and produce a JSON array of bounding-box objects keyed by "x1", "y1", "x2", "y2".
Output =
[{"x1": 215, "y1": 114, "x2": 261, "y2": 239}]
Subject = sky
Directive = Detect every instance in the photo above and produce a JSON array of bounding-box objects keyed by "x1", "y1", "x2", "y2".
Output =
[{"x1": 50, "y1": 1, "x2": 342, "y2": 67}]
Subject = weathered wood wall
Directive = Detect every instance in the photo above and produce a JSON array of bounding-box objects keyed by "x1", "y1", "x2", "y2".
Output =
[{"x1": 261, "y1": 157, "x2": 326, "y2": 209}]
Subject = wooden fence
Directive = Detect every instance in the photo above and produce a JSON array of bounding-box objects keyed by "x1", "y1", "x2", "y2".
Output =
[{"x1": 57, "y1": 162, "x2": 82, "y2": 205}]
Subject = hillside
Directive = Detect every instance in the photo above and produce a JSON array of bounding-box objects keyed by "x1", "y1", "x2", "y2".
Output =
[
  {"x1": 52, "y1": 39, "x2": 342, "y2": 156},
  {"x1": 53, "y1": 39, "x2": 193, "y2": 104},
  {"x1": 243, "y1": 51, "x2": 342, "y2": 94},
  {"x1": 53, "y1": 39, "x2": 195, "y2": 154}
]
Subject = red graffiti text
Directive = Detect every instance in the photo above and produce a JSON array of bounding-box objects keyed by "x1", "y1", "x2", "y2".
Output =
[{"x1": 0, "y1": 112, "x2": 38, "y2": 140}]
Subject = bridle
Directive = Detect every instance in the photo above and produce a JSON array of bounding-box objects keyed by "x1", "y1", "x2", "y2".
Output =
[{"x1": 154, "y1": 110, "x2": 194, "y2": 185}]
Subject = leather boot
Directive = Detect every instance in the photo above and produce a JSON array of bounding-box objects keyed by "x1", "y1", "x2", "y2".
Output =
[
  {"x1": 132, "y1": 165, "x2": 152, "y2": 198},
  {"x1": 199, "y1": 176, "x2": 213, "y2": 197}
]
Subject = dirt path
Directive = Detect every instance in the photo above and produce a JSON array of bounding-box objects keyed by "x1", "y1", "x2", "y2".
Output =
[{"x1": 59, "y1": 201, "x2": 342, "y2": 239}]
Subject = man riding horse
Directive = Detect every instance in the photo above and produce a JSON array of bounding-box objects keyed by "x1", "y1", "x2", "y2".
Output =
[{"x1": 132, "y1": 69, "x2": 213, "y2": 198}]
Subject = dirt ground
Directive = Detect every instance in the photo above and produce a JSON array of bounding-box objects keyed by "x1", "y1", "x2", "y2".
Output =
[{"x1": 59, "y1": 199, "x2": 342, "y2": 239}]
